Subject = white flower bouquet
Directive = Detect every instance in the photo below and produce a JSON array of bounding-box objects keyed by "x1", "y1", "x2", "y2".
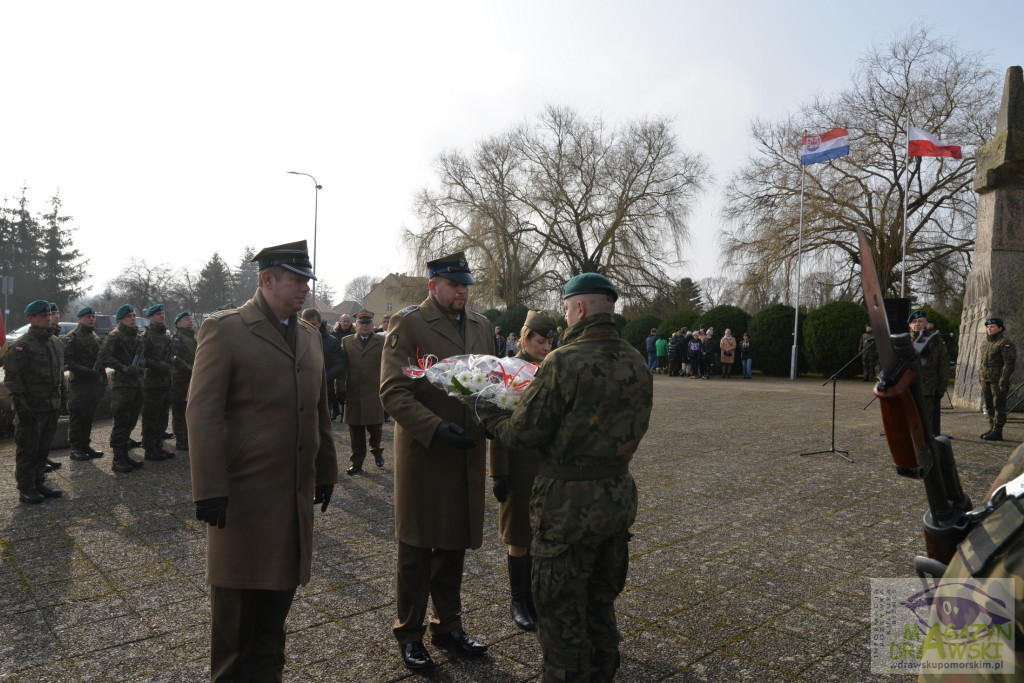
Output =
[{"x1": 402, "y1": 353, "x2": 538, "y2": 411}]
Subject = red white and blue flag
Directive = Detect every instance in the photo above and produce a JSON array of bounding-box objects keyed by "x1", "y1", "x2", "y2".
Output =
[
  {"x1": 908, "y1": 126, "x2": 962, "y2": 159},
  {"x1": 801, "y1": 128, "x2": 849, "y2": 165}
]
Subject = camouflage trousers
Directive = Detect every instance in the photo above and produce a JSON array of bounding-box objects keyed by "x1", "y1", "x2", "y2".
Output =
[
  {"x1": 14, "y1": 408, "x2": 59, "y2": 491},
  {"x1": 170, "y1": 379, "x2": 190, "y2": 445},
  {"x1": 982, "y1": 382, "x2": 1009, "y2": 428},
  {"x1": 109, "y1": 385, "x2": 142, "y2": 449},
  {"x1": 68, "y1": 380, "x2": 106, "y2": 450},
  {"x1": 920, "y1": 392, "x2": 942, "y2": 437},
  {"x1": 141, "y1": 385, "x2": 171, "y2": 450},
  {"x1": 532, "y1": 532, "x2": 630, "y2": 682}
]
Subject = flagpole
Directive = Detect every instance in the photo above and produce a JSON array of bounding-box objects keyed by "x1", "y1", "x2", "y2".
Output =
[
  {"x1": 791, "y1": 148, "x2": 806, "y2": 381},
  {"x1": 901, "y1": 118, "x2": 910, "y2": 298}
]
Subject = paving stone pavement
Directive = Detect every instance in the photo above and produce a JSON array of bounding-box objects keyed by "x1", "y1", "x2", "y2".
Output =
[{"x1": 0, "y1": 375, "x2": 1019, "y2": 681}]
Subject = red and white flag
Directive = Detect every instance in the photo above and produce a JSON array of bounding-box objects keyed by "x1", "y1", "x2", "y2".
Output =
[{"x1": 908, "y1": 126, "x2": 962, "y2": 159}]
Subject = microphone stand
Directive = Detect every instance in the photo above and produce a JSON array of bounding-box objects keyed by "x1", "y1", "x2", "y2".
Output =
[{"x1": 801, "y1": 348, "x2": 863, "y2": 463}]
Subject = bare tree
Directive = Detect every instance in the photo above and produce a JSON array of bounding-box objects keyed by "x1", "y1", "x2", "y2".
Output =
[
  {"x1": 109, "y1": 259, "x2": 177, "y2": 312},
  {"x1": 343, "y1": 274, "x2": 377, "y2": 302},
  {"x1": 722, "y1": 27, "x2": 997, "y2": 303},
  {"x1": 698, "y1": 276, "x2": 739, "y2": 310}
]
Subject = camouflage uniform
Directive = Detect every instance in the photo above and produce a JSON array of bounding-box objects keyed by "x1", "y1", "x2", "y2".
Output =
[
  {"x1": 140, "y1": 323, "x2": 173, "y2": 456},
  {"x1": 480, "y1": 312, "x2": 653, "y2": 682},
  {"x1": 911, "y1": 329, "x2": 951, "y2": 436},
  {"x1": 860, "y1": 330, "x2": 878, "y2": 381},
  {"x1": 3, "y1": 325, "x2": 64, "y2": 492},
  {"x1": 99, "y1": 323, "x2": 144, "y2": 453},
  {"x1": 980, "y1": 331, "x2": 1016, "y2": 431},
  {"x1": 64, "y1": 323, "x2": 107, "y2": 453},
  {"x1": 169, "y1": 327, "x2": 197, "y2": 449},
  {"x1": 919, "y1": 443, "x2": 1024, "y2": 682}
]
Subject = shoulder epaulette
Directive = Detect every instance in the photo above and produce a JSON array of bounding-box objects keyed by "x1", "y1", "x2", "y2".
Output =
[
  {"x1": 208, "y1": 309, "x2": 240, "y2": 321},
  {"x1": 398, "y1": 305, "x2": 420, "y2": 316}
]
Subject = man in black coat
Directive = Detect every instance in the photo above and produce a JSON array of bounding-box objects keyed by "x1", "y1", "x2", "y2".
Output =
[{"x1": 301, "y1": 310, "x2": 347, "y2": 418}]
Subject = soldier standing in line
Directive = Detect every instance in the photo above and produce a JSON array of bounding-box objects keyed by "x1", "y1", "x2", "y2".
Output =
[
  {"x1": 477, "y1": 273, "x2": 654, "y2": 682},
  {"x1": 65, "y1": 306, "x2": 107, "y2": 461},
  {"x1": 980, "y1": 317, "x2": 1017, "y2": 442},
  {"x1": 4, "y1": 300, "x2": 65, "y2": 504},
  {"x1": 98, "y1": 305, "x2": 146, "y2": 473},
  {"x1": 45, "y1": 302, "x2": 66, "y2": 472},
  {"x1": 379, "y1": 252, "x2": 494, "y2": 671},
  {"x1": 489, "y1": 309, "x2": 557, "y2": 632},
  {"x1": 908, "y1": 310, "x2": 951, "y2": 437},
  {"x1": 339, "y1": 309, "x2": 385, "y2": 475},
  {"x1": 140, "y1": 304, "x2": 175, "y2": 461},
  {"x1": 860, "y1": 323, "x2": 878, "y2": 381},
  {"x1": 169, "y1": 311, "x2": 197, "y2": 452}
]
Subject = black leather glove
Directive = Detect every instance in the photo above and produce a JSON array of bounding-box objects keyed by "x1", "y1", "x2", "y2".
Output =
[
  {"x1": 492, "y1": 476, "x2": 509, "y2": 503},
  {"x1": 195, "y1": 497, "x2": 228, "y2": 529},
  {"x1": 313, "y1": 484, "x2": 334, "y2": 513},
  {"x1": 433, "y1": 420, "x2": 476, "y2": 449}
]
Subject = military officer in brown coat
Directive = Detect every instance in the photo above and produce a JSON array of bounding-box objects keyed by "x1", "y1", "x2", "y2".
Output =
[
  {"x1": 187, "y1": 241, "x2": 338, "y2": 682},
  {"x1": 379, "y1": 252, "x2": 495, "y2": 670},
  {"x1": 339, "y1": 309, "x2": 386, "y2": 474}
]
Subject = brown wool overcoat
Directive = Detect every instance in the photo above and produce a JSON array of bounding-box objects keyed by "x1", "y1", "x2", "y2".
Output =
[
  {"x1": 339, "y1": 333, "x2": 385, "y2": 425},
  {"x1": 720, "y1": 335, "x2": 737, "y2": 364},
  {"x1": 187, "y1": 293, "x2": 338, "y2": 590},
  {"x1": 379, "y1": 296, "x2": 495, "y2": 550}
]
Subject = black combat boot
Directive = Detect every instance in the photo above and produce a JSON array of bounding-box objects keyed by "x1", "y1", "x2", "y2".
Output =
[
  {"x1": 982, "y1": 428, "x2": 1004, "y2": 442},
  {"x1": 70, "y1": 448, "x2": 92, "y2": 461},
  {"x1": 175, "y1": 441, "x2": 189, "y2": 452},
  {"x1": 125, "y1": 450, "x2": 145, "y2": 468},
  {"x1": 128, "y1": 438, "x2": 143, "y2": 449},
  {"x1": 144, "y1": 448, "x2": 168, "y2": 461},
  {"x1": 86, "y1": 445, "x2": 104, "y2": 458},
  {"x1": 111, "y1": 449, "x2": 134, "y2": 473},
  {"x1": 980, "y1": 426, "x2": 996, "y2": 439},
  {"x1": 508, "y1": 554, "x2": 537, "y2": 631}
]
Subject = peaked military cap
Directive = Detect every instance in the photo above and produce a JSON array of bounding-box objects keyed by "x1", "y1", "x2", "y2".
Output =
[
  {"x1": 251, "y1": 240, "x2": 316, "y2": 279},
  {"x1": 563, "y1": 272, "x2": 618, "y2": 302},
  {"x1": 355, "y1": 309, "x2": 374, "y2": 322},
  {"x1": 146, "y1": 304, "x2": 165, "y2": 317},
  {"x1": 908, "y1": 309, "x2": 926, "y2": 323},
  {"x1": 115, "y1": 304, "x2": 135, "y2": 320},
  {"x1": 427, "y1": 251, "x2": 474, "y2": 285},
  {"x1": 76, "y1": 306, "x2": 95, "y2": 317},
  {"x1": 986, "y1": 317, "x2": 1005, "y2": 328},
  {"x1": 524, "y1": 310, "x2": 558, "y2": 339},
  {"x1": 25, "y1": 300, "x2": 51, "y2": 316},
  {"x1": 175, "y1": 310, "x2": 192, "y2": 324}
]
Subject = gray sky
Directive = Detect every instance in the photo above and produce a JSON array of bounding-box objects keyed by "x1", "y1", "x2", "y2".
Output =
[{"x1": 3, "y1": 1, "x2": 1021, "y2": 305}]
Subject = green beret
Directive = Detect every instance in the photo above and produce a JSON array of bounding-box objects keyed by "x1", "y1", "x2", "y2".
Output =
[
  {"x1": 563, "y1": 273, "x2": 618, "y2": 302},
  {"x1": 24, "y1": 299, "x2": 51, "y2": 316},
  {"x1": 524, "y1": 310, "x2": 558, "y2": 339},
  {"x1": 49, "y1": 302, "x2": 59, "y2": 312},
  {"x1": 76, "y1": 306, "x2": 95, "y2": 317},
  {"x1": 115, "y1": 304, "x2": 135, "y2": 320},
  {"x1": 175, "y1": 310, "x2": 192, "y2": 324},
  {"x1": 145, "y1": 304, "x2": 164, "y2": 317},
  {"x1": 986, "y1": 317, "x2": 1005, "y2": 329},
  {"x1": 907, "y1": 310, "x2": 926, "y2": 323}
]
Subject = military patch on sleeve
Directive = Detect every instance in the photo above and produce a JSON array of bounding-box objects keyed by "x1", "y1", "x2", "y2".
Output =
[{"x1": 388, "y1": 333, "x2": 399, "y2": 349}]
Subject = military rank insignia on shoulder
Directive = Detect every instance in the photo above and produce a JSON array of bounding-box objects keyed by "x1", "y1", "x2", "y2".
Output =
[
  {"x1": 208, "y1": 309, "x2": 238, "y2": 321},
  {"x1": 388, "y1": 333, "x2": 399, "y2": 349},
  {"x1": 398, "y1": 305, "x2": 419, "y2": 316}
]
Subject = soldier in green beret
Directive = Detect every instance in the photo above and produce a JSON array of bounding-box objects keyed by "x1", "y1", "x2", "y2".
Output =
[
  {"x1": 478, "y1": 273, "x2": 653, "y2": 682},
  {"x1": 3, "y1": 300, "x2": 65, "y2": 503},
  {"x1": 98, "y1": 304, "x2": 146, "y2": 472},
  {"x1": 139, "y1": 304, "x2": 175, "y2": 461},
  {"x1": 169, "y1": 311, "x2": 197, "y2": 451},
  {"x1": 65, "y1": 306, "x2": 107, "y2": 461},
  {"x1": 908, "y1": 310, "x2": 950, "y2": 436},
  {"x1": 979, "y1": 317, "x2": 1017, "y2": 441},
  {"x1": 860, "y1": 323, "x2": 878, "y2": 381}
]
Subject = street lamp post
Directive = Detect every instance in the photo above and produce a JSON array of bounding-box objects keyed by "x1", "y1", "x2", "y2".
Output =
[{"x1": 287, "y1": 171, "x2": 321, "y2": 303}]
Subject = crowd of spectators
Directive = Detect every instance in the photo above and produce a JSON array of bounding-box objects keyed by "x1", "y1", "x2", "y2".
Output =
[{"x1": 658, "y1": 326, "x2": 757, "y2": 379}]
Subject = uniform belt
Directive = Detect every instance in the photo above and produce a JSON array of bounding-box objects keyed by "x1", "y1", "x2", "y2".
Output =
[{"x1": 539, "y1": 462, "x2": 628, "y2": 481}]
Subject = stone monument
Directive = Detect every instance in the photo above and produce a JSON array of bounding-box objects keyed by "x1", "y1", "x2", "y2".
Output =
[{"x1": 954, "y1": 65, "x2": 1024, "y2": 409}]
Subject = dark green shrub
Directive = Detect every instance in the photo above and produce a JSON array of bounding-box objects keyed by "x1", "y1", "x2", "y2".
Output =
[
  {"x1": 613, "y1": 314, "x2": 628, "y2": 334},
  {"x1": 495, "y1": 305, "x2": 529, "y2": 337},
  {"x1": 658, "y1": 310, "x2": 700, "y2": 336},
  {"x1": 803, "y1": 301, "x2": 869, "y2": 377},
  {"x1": 622, "y1": 315, "x2": 662, "y2": 356},
  {"x1": 748, "y1": 303, "x2": 806, "y2": 377}
]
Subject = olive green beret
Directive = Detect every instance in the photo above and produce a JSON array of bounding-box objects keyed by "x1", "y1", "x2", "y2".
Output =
[
  {"x1": 524, "y1": 310, "x2": 558, "y2": 339},
  {"x1": 76, "y1": 306, "x2": 95, "y2": 317},
  {"x1": 563, "y1": 273, "x2": 618, "y2": 302},
  {"x1": 986, "y1": 317, "x2": 1005, "y2": 328},
  {"x1": 907, "y1": 310, "x2": 926, "y2": 323},
  {"x1": 115, "y1": 304, "x2": 135, "y2": 320},
  {"x1": 175, "y1": 310, "x2": 192, "y2": 324},
  {"x1": 25, "y1": 300, "x2": 51, "y2": 316},
  {"x1": 49, "y1": 302, "x2": 59, "y2": 312},
  {"x1": 145, "y1": 304, "x2": 164, "y2": 317}
]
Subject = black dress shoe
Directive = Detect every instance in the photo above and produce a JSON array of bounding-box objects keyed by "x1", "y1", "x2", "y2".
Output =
[
  {"x1": 160, "y1": 446, "x2": 176, "y2": 458},
  {"x1": 399, "y1": 641, "x2": 434, "y2": 670},
  {"x1": 346, "y1": 464, "x2": 362, "y2": 476},
  {"x1": 374, "y1": 453, "x2": 385, "y2": 468},
  {"x1": 42, "y1": 462, "x2": 54, "y2": 473},
  {"x1": 86, "y1": 446, "x2": 104, "y2": 458},
  {"x1": 19, "y1": 489, "x2": 45, "y2": 504},
  {"x1": 144, "y1": 450, "x2": 168, "y2": 461},
  {"x1": 70, "y1": 449, "x2": 91, "y2": 461},
  {"x1": 162, "y1": 432, "x2": 174, "y2": 440},
  {"x1": 46, "y1": 458, "x2": 62, "y2": 470},
  {"x1": 37, "y1": 484, "x2": 62, "y2": 498},
  {"x1": 129, "y1": 439, "x2": 143, "y2": 449},
  {"x1": 431, "y1": 628, "x2": 487, "y2": 656}
]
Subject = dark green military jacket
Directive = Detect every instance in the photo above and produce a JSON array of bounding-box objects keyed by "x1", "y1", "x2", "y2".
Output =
[
  {"x1": 3, "y1": 324, "x2": 64, "y2": 411},
  {"x1": 170, "y1": 327, "x2": 197, "y2": 386},
  {"x1": 910, "y1": 329, "x2": 950, "y2": 397},
  {"x1": 482, "y1": 312, "x2": 653, "y2": 546},
  {"x1": 141, "y1": 323, "x2": 172, "y2": 389},
  {"x1": 860, "y1": 331, "x2": 878, "y2": 362},
  {"x1": 64, "y1": 324, "x2": 106, "y2": 384},
  {"x1": 979, "y1": 331, "x2": 1017, "y2": 388},
  {"x1": 99, "y1": 323, "x2": 142, "y2": 390}
]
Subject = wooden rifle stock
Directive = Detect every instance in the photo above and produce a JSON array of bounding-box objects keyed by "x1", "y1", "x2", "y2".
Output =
[{"x1": 875, "y1": 370, "x2": 926, "y2": 473}]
